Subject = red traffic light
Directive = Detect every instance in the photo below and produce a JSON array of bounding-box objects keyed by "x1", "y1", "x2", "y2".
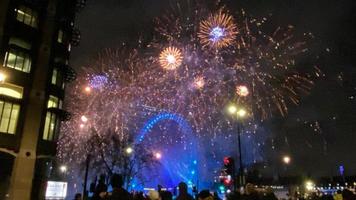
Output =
[{"x1": 224, "y1": 157, "x2": 230, "y2": 165}]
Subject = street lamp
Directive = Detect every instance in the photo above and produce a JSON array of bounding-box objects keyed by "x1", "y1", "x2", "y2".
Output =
[
  {"x1": 226, "y1": 104, "x2": 248, "y2": 189},
  {"x1": 79, "y1": 115, "x2": 91, "y2": 200},
  {"x1": 126, "y1": 147, "x2": 133, "y2": 154},
  {"x1": 59, "y1": 165, "x2": 67, "y2": 173},
  {"x1": 228, "y1": 105, "x2": 238, "y2": 115},
  {"x1": 283, "y1": 156, "x2": 291, "y2": 165}
]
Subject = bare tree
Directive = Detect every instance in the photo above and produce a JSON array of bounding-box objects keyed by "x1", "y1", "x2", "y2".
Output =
[{"x1": 85, "y1": 127, "x2": 158, "y2": 188}]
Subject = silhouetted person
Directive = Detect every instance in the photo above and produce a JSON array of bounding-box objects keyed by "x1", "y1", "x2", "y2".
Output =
[
  {"x1": 107, "y1": 174, "x2": 131, "y2": 200},
  {"x1": 133, "y1": 191, "x2": 145, "y2": 200},
  {"x1": 161, "y1": 191, "x2": 173, "y2": 200},
  {"x1": 226, "y1": 191, "x2": 242, "y2": 200},
  {"x1": 73, "y1": 193, "x2": 82, "y2": 200},
  {"x1": 342, "y1": 189, "x2": 355, "y2": 200},
  {"x1": 93, "y1": 174, "x2": 108, "y2": 200},
  {"x1": 213, "y1": 192, "x2": 222, "y2": 200},
  {"x1": 198, "y1": 190, "x2": 213, "y2": 200},
  {"x1": 176, "y1": 182, "x2": 194, "y2": 200}
]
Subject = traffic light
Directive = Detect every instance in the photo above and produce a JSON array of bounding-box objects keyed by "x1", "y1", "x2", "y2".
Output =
[
  {"x1": 223, "y1": 157, "x2": 235, "y2": 175},
  {"x1": 220, "y1": 157, "x2": 234, "y2": 187}
]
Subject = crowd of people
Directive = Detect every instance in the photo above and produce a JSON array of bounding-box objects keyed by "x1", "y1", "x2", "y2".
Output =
[{"x1": 72, "y1": 174, "x2": 356, "y2": 200}]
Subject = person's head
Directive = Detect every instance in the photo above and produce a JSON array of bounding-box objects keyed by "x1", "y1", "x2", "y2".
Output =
[
  {"x1": 198, "y1": 190, "x2": 213, "y2": 200},
  {"x1": 178, "y1": 182, "x2": 188, "y2": 194},
  {"x1": 158, "y1": 184, "x2": 163, "y2": 191},
  {"x1": 111, "y1": 173, "x2": 124, "y2": 188},
  {"x1": 74, "y1": 193, "x2": 82, "y2": 200},
  {"x1": 161, "y1": 191, "x2": 173, "y2": 200},
  {"x1": 148, "y1": 190, "x2": 160, "y2": 200},
  {"x1": 99, "y1": 174, "x2": 105, "y2": 182},
  {"x1": 342, "y1": 189, "x2": 355, "y2": 200}
]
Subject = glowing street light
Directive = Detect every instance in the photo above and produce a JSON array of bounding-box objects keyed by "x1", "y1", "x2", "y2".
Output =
[
  {"x1": 237, "y1": 108, "x2": 247, "y2": 118},
  {"x1": 228, "y1": 105, "x2": 238, "y2": 115},
  {"x1": 283, "y1": 156, "x2": 291, "y2": 164},
  {"x1": 0, "y1": 72, "x2": 6, "y2": 83},
  {"x1": 59, "y1": 165, "x2": 67, "y2": 173},
  {"x1": 126, "y1": 147, "x2": 133, "y2": 154}
]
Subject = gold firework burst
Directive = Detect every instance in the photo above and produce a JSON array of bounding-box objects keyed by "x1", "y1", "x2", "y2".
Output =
[{"x1": 159, "y1": 47, "x2": 183, "y2": 70}]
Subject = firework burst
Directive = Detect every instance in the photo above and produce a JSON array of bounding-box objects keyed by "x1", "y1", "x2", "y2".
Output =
[
  {"x1": 198, "y1": 9, "x2": 238, "y2": 49},
  {"x1": 159, "y1": 46, "x2": 184, "y2": 70}
]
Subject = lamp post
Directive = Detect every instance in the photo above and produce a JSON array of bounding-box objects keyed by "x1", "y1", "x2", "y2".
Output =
[
  {"x1": 227, "y1": 105, "x2": 247, "y2": 190},
  {"x1": 80, "y1": 115, "x2": 93, "y2": 200},
  {"x1": 83, "y1": 154, "x2": 91, "y2": 199}
]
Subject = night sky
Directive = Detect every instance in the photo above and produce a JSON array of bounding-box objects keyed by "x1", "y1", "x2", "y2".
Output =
[{"x1": 71, "y1": 0, "x2": 356, "y2": 177}]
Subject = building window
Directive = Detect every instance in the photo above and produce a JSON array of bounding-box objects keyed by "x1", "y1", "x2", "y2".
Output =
[
  {"x1": 0, "y1": 100, "x2": 20, "y2": 134},
  {"x1": 57, "y1": 30, "x2": 64, "y2": 43},
  {"x1": 42, "y1": 112, "x2": 59, "y2": 141},
  {"x1": 0, "y1": 83, "x2": 24, "y2": 99},
  {"x1": 3, "y1": 49, "x2": 31, "y2": 73},
  {"x1": 51, "y1": 68, "x2": 64, "y2": 89},
  {"x1": 14, "y1": 6, "x2": 38, "y2": 28},
  {"x1": 47, "y1": 95, "x2": 62, "y2": 109}
]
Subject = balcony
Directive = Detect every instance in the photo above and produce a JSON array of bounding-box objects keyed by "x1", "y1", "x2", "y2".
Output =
[{"x1": 54, "y1": 62, "x2": 76, "y2": 83}]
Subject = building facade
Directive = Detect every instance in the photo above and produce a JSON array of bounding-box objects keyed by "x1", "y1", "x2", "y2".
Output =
[{"x1": 0, "y1": 0, "x2": 83, "y2": 199}]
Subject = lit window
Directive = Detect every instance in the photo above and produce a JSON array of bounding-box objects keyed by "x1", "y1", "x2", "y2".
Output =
[
  {"x1": 57, "y1": 30, "x2": 64, "y2": 43},
  {"x1": 51, "y1": 68, "x2": 57, "y2": 85},
  {"x1": 51, "y1": 68, "x2": 64, "y2": 88},
  {"x1": 14, "y1": 6, "x2": 38, "y2": 28},
  {"x1": 3, "y1": 49, "x2": 31, "y2": 73},
  {"x1": 47, "y1": 95, "x2": 62, "y2": 109},
  {"x1": 9, "y1": 37, "x2": 31, "y2": 50},
  {"x1": 0, "y1": 100, "x2": 20, "y2": 134},
  {"x1": 42, "y1": 112, "x2": 59, "y2": 141},
  {"x1": 0, "y1": 83, "x2": 23, "y2": 99}
]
